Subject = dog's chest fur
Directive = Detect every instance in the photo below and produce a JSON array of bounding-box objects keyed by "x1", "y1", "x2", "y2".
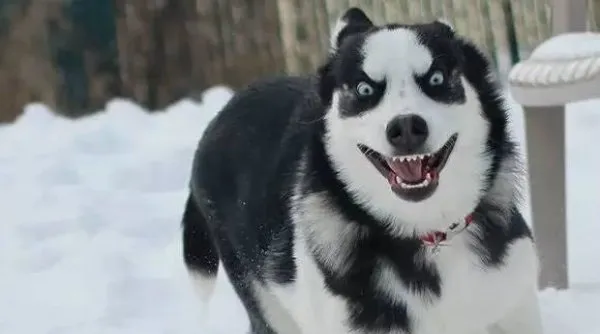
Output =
[{"x1": 259, "y1": 191, "x2": 538, "y2": 334}]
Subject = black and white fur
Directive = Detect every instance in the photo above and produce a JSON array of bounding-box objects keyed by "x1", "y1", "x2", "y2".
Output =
[{"x1": 182, "y1": 8, "x2": 543, "y2": 334}]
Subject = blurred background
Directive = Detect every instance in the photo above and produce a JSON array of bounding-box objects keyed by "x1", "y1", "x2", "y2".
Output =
[
  {"x1": 3, "y1": 1, "x2": 600, "y2": 333},
  {"x1": 1, "y1": 0, "x2": 599, "y2": 123}
]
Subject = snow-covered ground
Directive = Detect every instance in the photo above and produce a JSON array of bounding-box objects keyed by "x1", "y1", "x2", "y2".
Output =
[{"x1": 1, "y1": 85, "x2": 599, "y2": 334}]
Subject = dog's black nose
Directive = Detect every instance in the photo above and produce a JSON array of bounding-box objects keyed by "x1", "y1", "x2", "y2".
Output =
[{"x1": 385, "y1": 114, "x2": 429, "y2": 151}]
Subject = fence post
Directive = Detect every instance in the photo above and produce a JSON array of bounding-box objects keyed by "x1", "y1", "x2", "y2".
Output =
[
  {"x1": 502, "y1": 0, "x2": 520, "y2": 65},
  {"x1": 115, "y1": 0, "x2": 287, "y2": 110},
  {"x1": 518, "y1": 0, "x2": 587, "y2": 290},
  {"x1": 551, "y1": 0, "x2": 587, "y2": 33}
]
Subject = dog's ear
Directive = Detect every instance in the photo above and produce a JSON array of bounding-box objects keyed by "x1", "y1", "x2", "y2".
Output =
[
  {"x1": 455, "y1": 38, "x2": 496, "y2": 93},
  {"x1": 320, "y1": 8, "x2": 373, "y2": 105},
  {"x1": 433, "y1": 19, "x2": 455, "y2": 33},
  {"x1": 329, "y1": 7, "x2": 373, "y2": 54},
  {"x1": 432, "y1": 18, "x2": 456, "y2": 39}
]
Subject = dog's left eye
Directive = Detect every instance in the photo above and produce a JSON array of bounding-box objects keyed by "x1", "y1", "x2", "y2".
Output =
[
  {"x1": 355, "y1": 82, "x2": 375, "y2": 97},
  {"x1": 428, "y1": 70, "x2": 445, "y2": 86}
]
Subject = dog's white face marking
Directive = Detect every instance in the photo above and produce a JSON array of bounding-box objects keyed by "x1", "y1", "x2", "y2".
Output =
[{"x1": 323, "y1": 26, "x2": 492, "y2": 234}]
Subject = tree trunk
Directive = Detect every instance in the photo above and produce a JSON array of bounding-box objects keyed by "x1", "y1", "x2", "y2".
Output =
[
  {"x1": 0, "y1": 1, "x2": 56, "y2": 122},
  {"x1": 115, "y1": 0, "x2": 286, "y2": 110},
  {"x1": 115, "y1": 0, "x2": 193, "y2": 109},
  {"x1": 278, "y1": 0, "x2": 330, "y2": 75},
  {"x1": 51, "y1": 0, "x2": 121, "y2": 117},
  {"x1": 0, "y1": 0, "x2": 120, "y2": 122}
]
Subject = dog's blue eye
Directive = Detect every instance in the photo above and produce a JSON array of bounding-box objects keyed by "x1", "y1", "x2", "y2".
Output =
[
  {"x1": 428, "y1": 71, "x2": 445, "y2": 86},
  {"x1": 356, "y1": 82, "x2": 374, "y2": 96}
]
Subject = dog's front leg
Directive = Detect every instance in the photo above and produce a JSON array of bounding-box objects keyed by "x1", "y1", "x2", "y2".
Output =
[{"x1": 488, "y1": 289, "x2": 544, "y2": 334}]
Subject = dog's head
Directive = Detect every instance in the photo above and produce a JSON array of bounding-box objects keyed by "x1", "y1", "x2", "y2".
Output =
[{"x1": 318, "y1": 8, "x2": 517, "y2": 233}]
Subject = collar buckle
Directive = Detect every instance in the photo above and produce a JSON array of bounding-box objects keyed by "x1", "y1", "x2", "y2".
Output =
[{"x1": 420, "y1": 213, "x2": 474, "y2": 253}]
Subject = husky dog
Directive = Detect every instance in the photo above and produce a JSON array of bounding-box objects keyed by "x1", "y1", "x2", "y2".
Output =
[{"x1": 182, "y1": 8, "x2": 543, "y2": 334}]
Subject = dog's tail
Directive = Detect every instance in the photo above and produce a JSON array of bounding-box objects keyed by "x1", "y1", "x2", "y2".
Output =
[{"x1": 182, "y1": 192, "x2": 219, "y2": 303}]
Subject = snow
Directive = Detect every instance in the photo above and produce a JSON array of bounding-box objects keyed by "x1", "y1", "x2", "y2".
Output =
[
  {"x1": 1, "y1": 85, "x2": 600, "y2": 334},
  {"x1": 530, "y1": 32, "x2": 600, "y2": 60}
]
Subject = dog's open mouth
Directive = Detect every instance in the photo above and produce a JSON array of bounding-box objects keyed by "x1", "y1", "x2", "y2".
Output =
[{"x1": 357, "y1": 134, "x2": 458, "y2": 202}]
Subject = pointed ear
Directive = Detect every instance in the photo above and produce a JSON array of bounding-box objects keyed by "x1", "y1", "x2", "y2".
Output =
[
  {"x1": 433, "y1": 18, "x2": 455, "y2": 38},
  {"x1": 329, "y1": 8, "x2": 374, "y2": 54},
  {"x1": 434, "y1": 18, "x2": 454, "y2": 31},
  {"x1": 455, "y1": 38, "x2": 495, "y2": 91}
]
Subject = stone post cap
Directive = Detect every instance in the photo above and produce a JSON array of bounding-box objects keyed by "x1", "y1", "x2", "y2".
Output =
[{"x1": 509, "y1": 32, "x2": 600, "y2": 106}]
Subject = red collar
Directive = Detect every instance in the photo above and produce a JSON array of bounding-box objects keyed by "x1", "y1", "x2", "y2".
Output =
[{"x1": 420, "y1": 213, "x2": 475, "y2": 248}]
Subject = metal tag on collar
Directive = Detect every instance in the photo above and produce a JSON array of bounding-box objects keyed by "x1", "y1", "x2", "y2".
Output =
[
  {"x1": 424, "y1": 214, "x2": 474, "y2": 254},
  {"x1": 445, "y1": 220, "x2": 469, "y2": 239}
]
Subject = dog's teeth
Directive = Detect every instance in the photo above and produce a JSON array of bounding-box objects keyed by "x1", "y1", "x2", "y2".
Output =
[
  {"x1": 399, "y1": 175, "x2": 432, "y2": 189},
  {"x1": 393, "y1": 154, "x2": 433, "y2": 162},
  {"x1": 392, "y1": 154, "x2": 432, "y2": 162}
]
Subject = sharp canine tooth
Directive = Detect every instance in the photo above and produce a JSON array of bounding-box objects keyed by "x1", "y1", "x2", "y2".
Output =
[
  {"x1": 395, "y1": 176, "x2": 402, "y2": 184},
  {"x1": 395, "y1": 155, "x2": 434, "y2": 162}
]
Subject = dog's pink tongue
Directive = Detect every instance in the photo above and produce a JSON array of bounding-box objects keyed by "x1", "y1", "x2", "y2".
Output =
[{"x1": 388, "y1": 159, "x2": 424, "y2": 183}]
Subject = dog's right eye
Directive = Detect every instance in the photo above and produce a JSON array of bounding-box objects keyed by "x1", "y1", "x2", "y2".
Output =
[
  {"x1": 355, "y1": 82, "x2": 375, "y2": 97},
  {"x1": 428, "y1": 70, "x2": 445, "y2": 86},
  {"x1": 340, "y1": 77, "x2": 386, "y2": 117}
]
